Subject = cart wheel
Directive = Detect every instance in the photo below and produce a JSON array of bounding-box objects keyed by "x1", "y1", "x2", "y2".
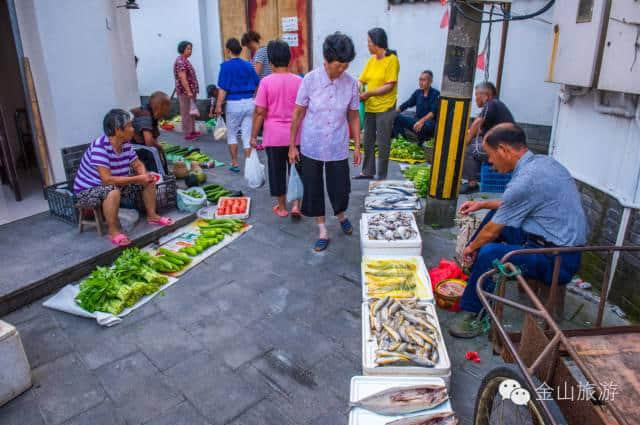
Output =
[{"x1": 473, "y1": 367, "x2": 546, "y2": 425}]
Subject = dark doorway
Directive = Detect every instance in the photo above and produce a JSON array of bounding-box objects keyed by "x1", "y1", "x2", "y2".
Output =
[{"x1": 0, "y1": 0, "x2": 47, "y2": 224}]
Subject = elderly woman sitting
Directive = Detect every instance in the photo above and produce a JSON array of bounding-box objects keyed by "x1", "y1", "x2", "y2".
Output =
[{"x1": 73, "y1": 109, "x2": 174, "y2": 246}]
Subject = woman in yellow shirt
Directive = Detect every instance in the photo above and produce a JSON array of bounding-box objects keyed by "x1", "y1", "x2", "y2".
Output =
[{"x1": 356, "y1": 28, "x2": 400, "y2": 180}]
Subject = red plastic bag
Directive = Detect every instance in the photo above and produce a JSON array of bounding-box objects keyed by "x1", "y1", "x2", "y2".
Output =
[{"x1": 429, "y1": 258, "x2": 464, "y2": 290}]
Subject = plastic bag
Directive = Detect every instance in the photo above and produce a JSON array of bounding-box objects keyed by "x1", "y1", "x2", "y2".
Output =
[
  {"x1": 213, "y1": 117, "x2": 227, "y2": 141},
  {"x1": 189, "y1": 100, "x2": 199, "y2": 116},
  {"x1": 177, "y1": 187, "x2": 207, "y2": 213},
  {"x1": 286, "y1": 165, "x2": 303, "y2": 203},
  {"x1": 244, "y1": 150, "x2": 265, "y2": 189}
]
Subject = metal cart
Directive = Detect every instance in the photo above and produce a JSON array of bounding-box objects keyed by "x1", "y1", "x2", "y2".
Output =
[{"x1": 472, "y1": 246, "x2": 640, "y2": 425}]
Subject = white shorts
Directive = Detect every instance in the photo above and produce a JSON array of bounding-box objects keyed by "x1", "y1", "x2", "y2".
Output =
[{"x1": 225, "y1": 98, "x2": 254, "y2": 149}]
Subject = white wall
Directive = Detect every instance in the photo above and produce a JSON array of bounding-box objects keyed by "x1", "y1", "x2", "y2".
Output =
[
  {"x1": 130, "y1": 0, "x2": 208, "y2": 96},
  {"x1": 15, "y1": 0, "x2": 140, "y2": 182},
  {"x1": 311, "y1": 0, "x2": 557, "y2": 126},
  {"x1": 552, "y1": 92, "x2": 640, "y2": 206}
]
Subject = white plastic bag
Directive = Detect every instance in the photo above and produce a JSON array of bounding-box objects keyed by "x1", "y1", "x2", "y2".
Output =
[
  {"x1": 286, "y1": 165, "x2": 303, "y2": 203},
  {"x1": 244, "y1": 150, "x2": 265, "y2": 189},
  {"x1": 213, "y1": 117, "x2": 227, "y2": 141}
]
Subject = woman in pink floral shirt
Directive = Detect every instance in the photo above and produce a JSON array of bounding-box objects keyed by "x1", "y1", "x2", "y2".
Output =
[
  {"x1": 174, "y1": 41, "x2": 200, "y2": 140},
  {"x1": 289, "y1": 33, "x2": 362, "y2": 252}
]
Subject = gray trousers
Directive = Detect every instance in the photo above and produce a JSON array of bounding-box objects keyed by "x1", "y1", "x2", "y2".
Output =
[
  {"x1": 462, "y1": 140, "x2": 487, "y2": 182},
  {"x1": 363, "y1": 108, "x2": 396, "y2": 178}
]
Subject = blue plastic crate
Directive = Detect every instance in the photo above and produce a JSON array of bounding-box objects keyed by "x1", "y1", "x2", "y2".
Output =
[{"x1": 479, "y1": 163, "x2": 512, "y2": 193}]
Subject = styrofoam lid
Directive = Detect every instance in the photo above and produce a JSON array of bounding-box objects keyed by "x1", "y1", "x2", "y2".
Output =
[{"x1": 0, "y1": 320, "x2": 17, "y2": 342}]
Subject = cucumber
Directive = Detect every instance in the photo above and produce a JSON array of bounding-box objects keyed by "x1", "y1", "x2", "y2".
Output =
[{"x1": 158, "y1": 248, "x2": 192, "y2": 264}]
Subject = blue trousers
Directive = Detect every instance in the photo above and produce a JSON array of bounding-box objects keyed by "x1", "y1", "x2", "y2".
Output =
[
  {"x1": 392, "y1": 114, "x2": 435, "y2": 142},
  {"x1": 460, "y1": 211, "x2": 582, "y2": 313}
]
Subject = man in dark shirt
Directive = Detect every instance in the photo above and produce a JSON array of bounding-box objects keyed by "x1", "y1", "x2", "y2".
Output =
[
  {"x1": 130, "y1": 91, "x2": 171, "y2": 174},
  {"x1": 460, "y1": 81, "x2": 515, "y2": 194},
  {"x1": 392, "y1": 70, "x2": 440, "y2": 146}
]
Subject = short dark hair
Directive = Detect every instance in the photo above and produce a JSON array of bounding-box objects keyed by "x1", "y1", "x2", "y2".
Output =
[
  {"x1": 484, "y1": 123, "x2": 527, "y2": 150},
  {"x1": 241, "y1": 30, "x2": 261, "y2": 46},
  {"x1": 475, "y1": 81, "x2": 497, "y2": 97},
  {"x1": 177, "y1": 41, "x2": 192, "y2": 54},
  {"x1": 226, "y1": 38, "x2": 242, "y2": 55},
  {"x1": 206, "y1": 84, "x2": 218, "y2": 98},
  {"x1": 103, "y1": 109, "x2": 131, "y2": 137},
  {"x1": 323, "y1": 32, "x2": 356, "y2": 63},
  {"x1": 422, "y1": 70, "x2": 433, "y2": 78},
  {"x1": 267, "y1": 40, "x2": 291, "y2": 67}
]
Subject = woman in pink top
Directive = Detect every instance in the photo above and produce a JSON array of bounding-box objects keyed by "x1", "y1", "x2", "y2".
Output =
[{"x1": 251, "y1": 40, "x2": 303, "y2": 218}]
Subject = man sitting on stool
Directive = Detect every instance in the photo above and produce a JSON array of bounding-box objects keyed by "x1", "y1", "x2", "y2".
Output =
[
  {"x1": 392, "y1": 70, "x2": 439, "y2": 146},
  {"x1": 449, "y1": 123, "x2": 587, "y2": 338}
]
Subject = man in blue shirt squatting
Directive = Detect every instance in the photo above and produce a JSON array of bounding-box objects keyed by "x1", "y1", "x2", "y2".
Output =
[
  {"x1": 392, "y1": 70, "x2": 440, "y2": 146},
  {"x1": 449, "y1": 123, "x2": 588, "y2": 338}
]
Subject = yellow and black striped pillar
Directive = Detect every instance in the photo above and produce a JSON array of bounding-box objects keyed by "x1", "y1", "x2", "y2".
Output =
[{"x1": 429, "y1": 97, "x2": 471, "y2": 200}]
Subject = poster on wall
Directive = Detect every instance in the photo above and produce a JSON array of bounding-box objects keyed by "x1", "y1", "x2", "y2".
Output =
[
  {"x1": 282, "y1": 16, "x2": 298, "y2": 32},
  {"x1": 282, "y1": 32, "x2": 299, "y2": 47}
]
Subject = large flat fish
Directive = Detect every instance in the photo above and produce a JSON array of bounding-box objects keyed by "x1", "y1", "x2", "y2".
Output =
[
  {"x1": 349, "y1": 384, "x2": 448, "y2": 415},
  {"x1": 386, "y1": 412, "x2": 458, "y2": 425}
]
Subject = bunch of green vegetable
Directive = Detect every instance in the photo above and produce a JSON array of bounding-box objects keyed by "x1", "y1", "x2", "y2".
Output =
[
  {"x1": 184, "y1": 151, "x2": 211, "y2": 163},
  {"x1": 403, "y1": 164, "x2": 431, "y2": 197},
  {"x1": 75, "y1": 248, "x2": 169, "y2": 315},
  {"x1": 185, "y1": 189, "x2": 203, "y2": 199},
  {"x1": 149, "y1": 248, "x2": 192, "y2": 273},
  {"x1": 390, "y1": 136, "x2": 425, "y2": 161},
  {"x1": 179, "y1": 218, "x2": 244, "y2": 256},
  {"x1": 203, "y1": 184, "x2": 232, "y2": 203}
]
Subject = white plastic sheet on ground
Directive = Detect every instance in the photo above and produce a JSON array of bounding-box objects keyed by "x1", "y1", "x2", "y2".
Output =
[{"x1": 43, "y1": 277, "x2": 178, "y2": 327}]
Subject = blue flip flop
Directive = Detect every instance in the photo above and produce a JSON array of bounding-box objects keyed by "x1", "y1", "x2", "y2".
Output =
[
  {"x1": 229, "y1": 165, "x2": 240, "y2": 173},
  {"x1": 340, "y1": 218, "x2": 353, "y2": 235},
  {"x1": 314, "y1": 238, "x2": 330, "y2": 252}
]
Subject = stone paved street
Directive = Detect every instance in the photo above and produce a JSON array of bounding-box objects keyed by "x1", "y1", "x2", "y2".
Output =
[{"x1": 0, "y1": 131, "x2": 506, "y2": 425}]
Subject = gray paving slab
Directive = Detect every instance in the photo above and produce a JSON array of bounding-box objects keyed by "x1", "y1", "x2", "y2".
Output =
[
  {"x1": 113, "y1": 374, "x2": 184, "y2": 425},
  {"x1": 95, "y1": 351, "x2": 159, "y2": 402},
  {"x1": 32, "y1": 353, "x2": 106, "y2": 425},
  {"x1": 142, "y1": 401, "x2": 211, "y2": 425},
  {"x1": 228, "y1": 399, "x2": 298, "y2": 425},
  {"x1": 16, "y1": 313, "x2": 74, "y2": 368},
  {"x1": 312, "y1": 352, "x2": 361, "y2": 403},
  {"x1": 122, "y1": 313, "x2": 204, "y2": 371},
  {"x1": 0, "y1": 390, "x2": 45, "y2": 425},
  {"x1": 61, "y1": 400, "x2": 126, "y2": 425},
  {"x1": 163, "y1": 351, "x2": 263, "y2": 425}
]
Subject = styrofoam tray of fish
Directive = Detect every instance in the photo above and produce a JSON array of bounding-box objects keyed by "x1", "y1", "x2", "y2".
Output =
[
  {"x1": 365, "y1": 194, "x2": 421, "y2": 212},
  {"x1": 349, "y1": 376, "x2": 457, "y2": 425},
  {"x1": 369, "y1": 180, "x2": 416, "y2": 193},
  {"x1": 361, "y1": 301, "x2": 451, "y2": 378},
  {"x1": 360, "y1": 213, "x2": 422, "y2": 257},
  {"x1": 362, "y1": 256, "x2": 433, "y2": 302}
]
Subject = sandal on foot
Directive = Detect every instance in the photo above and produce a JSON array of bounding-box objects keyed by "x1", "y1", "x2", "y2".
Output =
[
  {"x1": 273, "y1": 205, "x2": 289, "y2": 218},
  {"x1": 109, "y1": 233, "x2": 131, "y2": 247},
  {"x1": 340, "y1": 218, "x2": 353, "y2": 235},
  {"x1": 229, "y1": 165, "x2": 240, "y2": 173},
  {"x1": 290, "y1": 206, "x2": 302, "y2": 220},
  {"x1": 314, "y1": 238, "x2": 330, "y2": 252},
  {"x1": 148, "y1": 216, "x2": 174, "y2": 226},
  {"x1": 353, "y1": 174, "x2": 374, "y2": 180}
]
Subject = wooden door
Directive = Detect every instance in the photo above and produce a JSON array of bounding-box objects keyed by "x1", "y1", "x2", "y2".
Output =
[{"x1": 218, "y1": 0, "x2": 311, "y2": 73}]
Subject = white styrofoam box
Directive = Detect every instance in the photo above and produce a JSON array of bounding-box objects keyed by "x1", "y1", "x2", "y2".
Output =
[
  {"x1": 360, "y1": 213, "x2": 422, "y2": 257},
  {"x1": 368, "y1": 180, "x2": 416, "y2": 193},
  {"x1": 349, "y1": 376, "x2": 454, "y2": 425},
  {"x1": 362, "y1": 255, "x2": 433, "y2": 302},
  {"x1": 361, "y1": 302, "x2": 451, "y2": 380},
  {"x1": 0, "y1": 321, "x2": 32, "y2": 407}
]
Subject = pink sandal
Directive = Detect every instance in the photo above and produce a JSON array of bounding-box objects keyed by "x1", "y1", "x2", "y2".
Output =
[
  {"x1": 148, "y1": 216, "x2": 175, "y2": 226},
  {"x1": 273, "y1": 205, "x2": 289, "y2": 218},
  {"x1": 109, "y1": 233, "x2": 131, "y2": 247}
]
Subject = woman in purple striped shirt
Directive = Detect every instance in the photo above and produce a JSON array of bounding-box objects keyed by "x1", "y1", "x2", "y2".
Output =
[{"x1": 74, "y1": 109, "x2": 174, "y2": 246}]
